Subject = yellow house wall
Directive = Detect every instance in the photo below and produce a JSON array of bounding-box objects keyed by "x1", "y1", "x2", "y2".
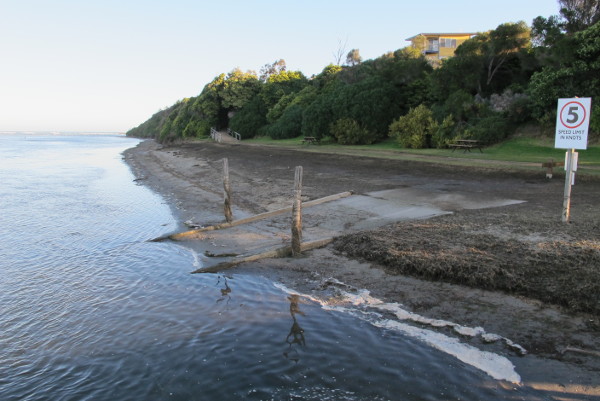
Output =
[{"x1": 438, "y1": 35, "x2": 472, "y2": 58}]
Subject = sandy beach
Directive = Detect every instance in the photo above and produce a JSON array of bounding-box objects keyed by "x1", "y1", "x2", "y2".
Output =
[{"x1": 124, "y1": 138, "x2": 600, "y2": 398}]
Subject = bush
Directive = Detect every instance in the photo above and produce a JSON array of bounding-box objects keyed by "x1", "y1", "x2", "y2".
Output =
[
  {"x1": 431, "y1": 115, "x2": 456, "y2": 148},
  {"x1": 591, "y1": 104, "x2": 600, "y2": 138},
  {"x1": 229, "y1": 96, "x2": 268, "y2": 138},
  {"x1": 182, "y1": 119, "x2": 210, "y2": 138},
  {"x1": 466, "y1": 114, "x2": 513, "y2": 144},
  {"x1": 389, "y1": 104, "x2": 437, "y2": 148},
  {"x1": 302, "y1": 95, "x2": 335, "y2": 139},
  {"x1": 330, "y1": 118, "x2": 374, "y2": 145},
  {"x1": 264, "y1": 105, "x2": 304, "y2": 139}
]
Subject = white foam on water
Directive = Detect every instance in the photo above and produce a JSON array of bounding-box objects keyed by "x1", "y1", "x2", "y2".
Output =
[
  {"x1": 189, "y1": 248, "x2": 202, "y2": 268},
  {"x1": 274, "y1": 282, "x2": 523, "y2": 384}
]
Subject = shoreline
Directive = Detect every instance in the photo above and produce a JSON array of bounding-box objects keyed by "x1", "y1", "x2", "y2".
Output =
[{"x1": 123, "y1": 139, "x2": 599, "y2": 398}]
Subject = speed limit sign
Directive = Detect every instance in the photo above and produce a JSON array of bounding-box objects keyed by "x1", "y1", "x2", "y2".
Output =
[{"x1": 555, "y1": 98, "x2": 592, "y2": 149}]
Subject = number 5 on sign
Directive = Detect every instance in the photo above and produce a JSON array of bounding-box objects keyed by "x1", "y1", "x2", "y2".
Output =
[{"x1": 555, "y1": 98, "x2": 592, "y2": 150}]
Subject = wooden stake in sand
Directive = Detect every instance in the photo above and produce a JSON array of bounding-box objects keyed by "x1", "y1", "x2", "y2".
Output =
[
  {"x1": 191, "y1": 238, "x2": 335, "y2": 274},
  {"x1": 150, "y1": 191, "x2": 353, "y2": 242},
  {"x1": 292, "y1": 166, "x2": 303, "y2": 256},
  {"x1": 223, "y1": 158, "x2": 233, "y2": 223}
]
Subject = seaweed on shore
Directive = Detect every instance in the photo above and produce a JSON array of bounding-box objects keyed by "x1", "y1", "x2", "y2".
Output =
[{"x1": 334, "y1": 218, "x2": 600, "y2": 317}]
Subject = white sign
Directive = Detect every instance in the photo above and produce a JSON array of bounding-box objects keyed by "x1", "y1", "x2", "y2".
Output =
[{"x1": 555, "y1": 98, "x2": 592, "y2": 150}]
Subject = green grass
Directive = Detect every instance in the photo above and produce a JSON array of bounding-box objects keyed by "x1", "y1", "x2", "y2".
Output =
[{"x1": 243, "y1": 135, "x2": 600, "y2": 173}]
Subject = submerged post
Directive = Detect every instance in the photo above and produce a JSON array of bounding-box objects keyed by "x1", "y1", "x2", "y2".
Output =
[
  {"x1": 291, "y1": 166, "x2": 303, "y2": 256},
  {"x1": 223, "y1": 158, "x2": 233, "y2": 223}
]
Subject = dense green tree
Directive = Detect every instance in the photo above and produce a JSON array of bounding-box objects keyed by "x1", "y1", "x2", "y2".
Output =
[
  {"x1": 450, "y1": 22, "x2": 532, "y2": 95},
  {"x1": 229, "y1": 95, "x2": 268, "y2": 138},
  {"x1": 312, "y1": 64, "x2": 342, "y2": 90},
  {"x1": 220, "y1": 69, "x2": 261, "y2": 110},
  {"x1": 559, "y1": 0, "x2": 600, "y2": 33},
  {"x1": 528, "y1": 21, "x2": 600, "y2": 123},
  {"x1": 301, "y1": 89, "x2": 337, "y2": 139},
  {"x1": 260, "y1": 69, "x2": 308, "y2": 111}
]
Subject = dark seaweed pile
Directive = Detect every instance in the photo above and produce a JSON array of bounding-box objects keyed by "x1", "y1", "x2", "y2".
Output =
[{"x1": 334, "y1": 210, "x2": 600, "y2": 316}]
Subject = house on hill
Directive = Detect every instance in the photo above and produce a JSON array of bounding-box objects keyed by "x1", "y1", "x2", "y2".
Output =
[{"x1": 406, "y1": 33, "x2": 476, "y2": 66}]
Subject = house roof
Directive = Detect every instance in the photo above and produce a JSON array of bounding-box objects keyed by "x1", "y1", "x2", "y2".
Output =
[{"x1": 405, "y1": 33, "x2": 477, "y2": 41}]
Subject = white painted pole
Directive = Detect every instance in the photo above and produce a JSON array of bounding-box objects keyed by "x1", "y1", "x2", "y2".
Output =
[{"x1": 562, "y1": 149, "x2": 575, "y2": 223}]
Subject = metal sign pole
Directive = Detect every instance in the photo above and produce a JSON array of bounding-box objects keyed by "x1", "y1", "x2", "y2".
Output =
[
  {"x1": 555, "y1": 97, "x2": 591, "y2": 223},
  {"x1": 561, "y1": 149, "x2": 575, "y2": 223}
]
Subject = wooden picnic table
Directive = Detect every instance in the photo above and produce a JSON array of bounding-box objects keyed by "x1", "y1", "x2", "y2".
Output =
[
  {"x1": 302, "y1": 136, "x2": 320, "y2": 145},
  {"x1": 450, "y1": 139, "x2": 483, "y2": 153}
]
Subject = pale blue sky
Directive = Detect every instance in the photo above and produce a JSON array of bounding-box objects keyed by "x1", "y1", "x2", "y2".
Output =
[{"x1": 1, "y1": 0, "x2": 560, "y2": 133}]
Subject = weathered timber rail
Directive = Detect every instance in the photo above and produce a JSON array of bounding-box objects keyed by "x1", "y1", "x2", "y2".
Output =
[{"x1": 150, "y1": 191, "x2": 353, "y2": 242}]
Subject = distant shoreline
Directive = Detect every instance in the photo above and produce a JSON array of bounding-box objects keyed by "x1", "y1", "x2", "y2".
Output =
[{"x1": 0, "y1": 131, "x2": 125, "y2": 136}]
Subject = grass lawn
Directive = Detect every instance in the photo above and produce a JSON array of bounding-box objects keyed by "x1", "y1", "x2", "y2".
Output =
[{"x1": 244, "y1": 135, "x2": 600, "y2": 174}]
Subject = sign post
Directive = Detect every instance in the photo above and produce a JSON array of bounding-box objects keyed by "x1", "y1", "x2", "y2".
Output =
[{"x1": 554, "y1": 98, "x2": 592, "y2": 223}]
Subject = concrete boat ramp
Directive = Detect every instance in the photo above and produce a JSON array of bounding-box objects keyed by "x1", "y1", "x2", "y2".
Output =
[{"x1": 159, "y1": 188, "x2": 524, "y2": 272}]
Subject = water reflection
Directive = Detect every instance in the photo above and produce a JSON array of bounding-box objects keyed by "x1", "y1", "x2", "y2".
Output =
[
  {"x1": 284, "y1": 294, "x2": 306, "y2": 362},
  {"x1": 216, "y1": 275, "x2": 232, "y2": 305}
]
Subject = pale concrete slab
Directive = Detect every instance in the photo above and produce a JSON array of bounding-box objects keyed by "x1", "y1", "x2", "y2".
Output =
[{"x1": 179, "y1": 188, "x2": 524, "y2": 267}]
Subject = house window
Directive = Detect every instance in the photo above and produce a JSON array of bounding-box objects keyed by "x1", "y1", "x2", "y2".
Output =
[
  {"x1": 427, "y1": 38, "x2": 439, "y2": 52},
  {"x1": 440, "y1": 38, "x2": 457, "y2": 48}
]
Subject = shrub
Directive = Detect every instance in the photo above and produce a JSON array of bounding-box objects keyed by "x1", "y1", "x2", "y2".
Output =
[
  {"x1": 302, "y1": 95, "x2": 335, "y2": 139},
  {"x1": 389, "y1": 104, "x2": 437, "y2": 148},
  {"x1": 264, "y1": 105, "x2": 304, "y2": 139},
  {"x1": 466, "y1": 114, "x2": 512, "y2": 144},
  {"x1": 431, "y1": 115, "x2": 456, "y2": 148},
  {"x1": 330, "y1": 118, "x2": 374, "y2": 145},
  {"x1": 229, "y1": 96, "x2": 268, "y2": 138},
  {"x1": 183, "y1": 119, "x2": 210, "y2": 138}
]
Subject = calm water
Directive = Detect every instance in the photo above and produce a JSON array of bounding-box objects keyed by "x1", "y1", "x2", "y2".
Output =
[{"x1": 0, "y1": 134, "x2": 541, "y2": 400}]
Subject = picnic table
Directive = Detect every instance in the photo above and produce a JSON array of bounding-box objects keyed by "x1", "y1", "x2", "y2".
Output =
[
  {"x1": 302, "y1": 136, "x2": 320, "y2": 145},
  {"x1": 450, "y1": 139, "x2": 483, "y2": 153}
]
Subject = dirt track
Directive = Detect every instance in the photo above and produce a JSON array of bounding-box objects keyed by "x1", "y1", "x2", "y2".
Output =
[{"x1": 124, "y1": 139, "x2": 600, "y2": 398}]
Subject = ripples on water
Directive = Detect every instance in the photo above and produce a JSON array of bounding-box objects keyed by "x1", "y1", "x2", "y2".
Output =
[{"x1": 0, "y1": 134, "x2": 539, "y2": 400}]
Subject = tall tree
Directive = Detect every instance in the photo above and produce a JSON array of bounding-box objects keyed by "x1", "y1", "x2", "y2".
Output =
[
  {"x1": 332, "y1": 37, "x2": 348, "y2": 65},
  {"x1": 559, "y1": 0, "x2": 600, "y2": 33},
  {"x1": 220, "y1": 69, "x2": 261, "y2": 110},
  {"x1": 454, "y1": 22, "x2": 531, "y2": 94},
  {"x1": 259, "y1": 59, "x2": 287, "y2": 82},
  {"x1": 345, "y1": 49, "x2": 362, "y2": 66}
]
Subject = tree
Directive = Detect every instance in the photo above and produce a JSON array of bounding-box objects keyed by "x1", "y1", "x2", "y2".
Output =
[
  {"x1": 532, "y1": 15, "x2": 565, "y2": 47},
  {"x1": 532, "y1": 1, "x2": 599, "y2": 50},
  {"x1": 259, "y1": 69, "x2": 308, "y2": 111},
  {"x1": 345, "y1": 49, "x2": 362, "y2": 66},
  {"x1": 220, "y1": 69, "x2": 261, "y2": 110},
  {"x1": 259, "y1": 59, "x2": 287, "y2": 82},
  {"x1": 229, "y1": 95, "x2": 268, "y2": 138},
  {"x1": 452, "y1": 22, "x2": 531, "y2": 95},
  {"x1": 559, "y1": 0, "x2": 600, "y2": 33},
  {"x1": 332, "y1": 37, "x2": 348, "y2": 65},
  {"x1": 528, "y1": 21, "x2": 600, "y2": 123}
]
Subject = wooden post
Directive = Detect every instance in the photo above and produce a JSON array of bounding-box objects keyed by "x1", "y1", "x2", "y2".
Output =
[
  {"x1": 546, "y1": 158, "x2": 554, "y2": 179},
  {"x1": 562, "y1": 149, "x2": 575, "y2": 223},
  {"x1": 291, "y1": 166, "x2": 303, "y2": 256},
  {"x1": 223, "y1": 158, "x2": 233, "y2": 223}
]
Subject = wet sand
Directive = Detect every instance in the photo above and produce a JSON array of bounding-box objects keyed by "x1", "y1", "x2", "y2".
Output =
[{"x1": 124, "y1": 139, "x2": 600, "y2": 399}]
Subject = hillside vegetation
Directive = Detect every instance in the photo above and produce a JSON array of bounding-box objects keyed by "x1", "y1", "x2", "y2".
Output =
[{"x1": 127, "y1": 2, "x2": 600, "y2": 148}]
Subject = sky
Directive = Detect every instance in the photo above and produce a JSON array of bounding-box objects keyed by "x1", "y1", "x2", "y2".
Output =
[{"x1": 0, "y1": 0, "x2": 561, "y2": 133}]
